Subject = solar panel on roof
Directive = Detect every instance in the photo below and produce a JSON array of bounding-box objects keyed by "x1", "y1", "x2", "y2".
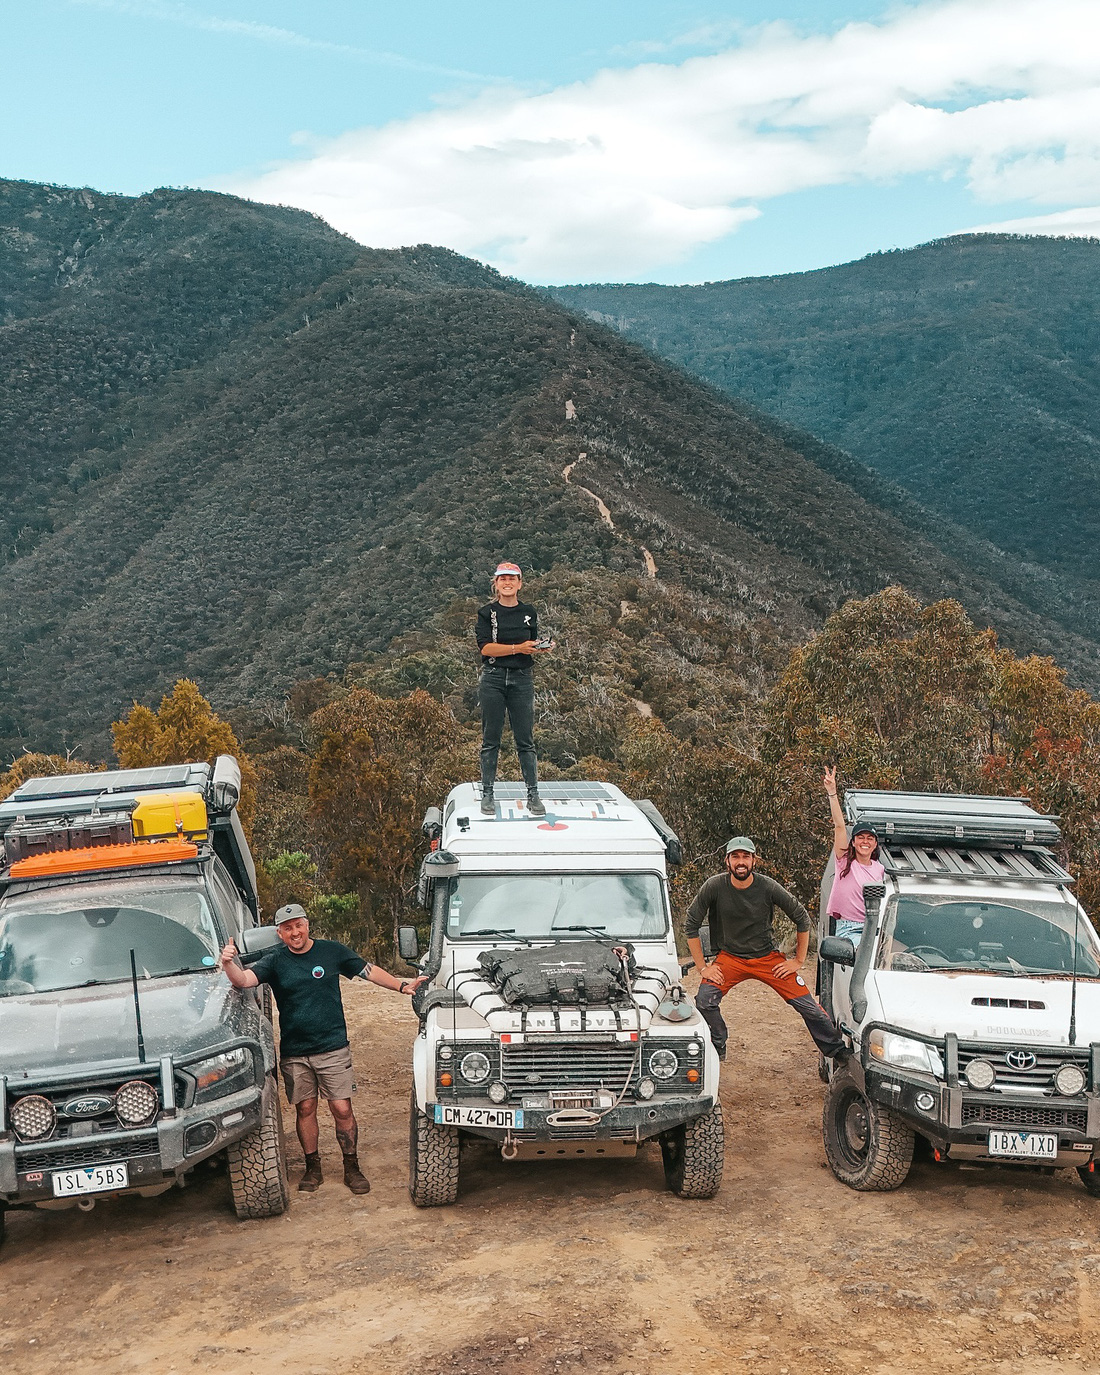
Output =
[
  {"x1": 8, "y1": 766, "x2": 198, "y2": 803},
  {"x1": 480, "y1": 782, "x2": 615, "y2": 802}
]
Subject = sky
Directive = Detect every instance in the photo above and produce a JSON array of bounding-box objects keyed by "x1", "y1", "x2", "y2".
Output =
[{"x1": 3, "y1": 0, "x2": 1100, "y2": 283}]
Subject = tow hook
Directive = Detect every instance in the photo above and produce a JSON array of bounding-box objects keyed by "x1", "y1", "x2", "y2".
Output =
[
  {"x1": 77, "y1": 1197, "x2": 96, "y2": 1212},
  {"x1": 501, "y1": 1133, "x2": 518, "y2": 1161}
]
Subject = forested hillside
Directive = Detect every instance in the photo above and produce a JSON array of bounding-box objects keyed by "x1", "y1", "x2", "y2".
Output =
[
  {"x1": 3, "y1": 181, "x2": 1100, "y2": 761},
  {"x1": 550, "y1": 236, "x2": 1100, "y2": 590}
]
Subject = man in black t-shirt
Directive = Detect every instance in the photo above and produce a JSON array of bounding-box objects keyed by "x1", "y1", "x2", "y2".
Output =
[
  {"x1": 475, "y1": 560, "x2": 554, "y2": 818},
  {"x1": 685, "y1": 837, "x2": 847, "y2": 1065},
  {"x1": 221, "y1": 904, "x2": 425, "y2": 1195}
]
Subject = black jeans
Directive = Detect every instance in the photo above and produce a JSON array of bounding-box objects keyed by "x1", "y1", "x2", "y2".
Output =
[{"x1": 479, "y1": 665, "x2": 537, "y2": 790}]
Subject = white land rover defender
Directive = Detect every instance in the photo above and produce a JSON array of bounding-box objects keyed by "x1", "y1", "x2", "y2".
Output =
[
  {"x1": 817, "y1": 790, "x2": 1100, "y2": 1194},
  {"x1": 401, "y1": 782, "x2": 723, "y2": 1205}
]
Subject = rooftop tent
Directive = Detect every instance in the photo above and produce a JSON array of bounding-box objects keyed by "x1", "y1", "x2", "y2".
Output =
[{"x1": 843, "y1": 790, "x2": 1061, "y2": 849}]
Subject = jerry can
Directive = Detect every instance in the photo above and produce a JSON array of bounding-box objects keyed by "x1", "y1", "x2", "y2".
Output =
[{"x1": 131, "y1": 790, "x2": 209, "y2": 841}]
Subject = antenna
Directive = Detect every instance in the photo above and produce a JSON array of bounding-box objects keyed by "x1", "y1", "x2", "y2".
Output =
[
  {"x1": 452, "y1": 948, "x2": 458, "y2": 1057},
  {"x1": 129, "y1": 948, "x2": 147, "y2": 1064},
  {"x1": 1069, "y1": 893, "x2": 1081, "y2": 1047}
]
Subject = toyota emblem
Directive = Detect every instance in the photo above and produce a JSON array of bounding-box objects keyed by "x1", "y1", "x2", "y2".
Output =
[{"x1": 1005, "y1": 1050, "x2": 1037, "y2": 1072}]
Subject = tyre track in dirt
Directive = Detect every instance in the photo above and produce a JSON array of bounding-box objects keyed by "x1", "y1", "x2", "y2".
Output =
[{"x1": 3, "y1": 977, "x2": 1100, "y2": 1375}]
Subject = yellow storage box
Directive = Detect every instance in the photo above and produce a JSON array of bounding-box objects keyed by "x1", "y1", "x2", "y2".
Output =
[{"x1": 131, "y1": 791, "x2": 209, "y2": 841}]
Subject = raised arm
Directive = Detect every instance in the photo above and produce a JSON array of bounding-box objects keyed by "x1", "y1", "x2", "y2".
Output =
[
  {"x1": 220, "y1": 939, "x2": 259, "y2": 989},
  {"x1": 823, "y1": 765, "x2": 848, "y2": 859}
]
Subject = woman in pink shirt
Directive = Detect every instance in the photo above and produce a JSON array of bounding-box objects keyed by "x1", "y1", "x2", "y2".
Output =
[{"x1": 823, "y1": 766, "x2": 883, "y2": 943}]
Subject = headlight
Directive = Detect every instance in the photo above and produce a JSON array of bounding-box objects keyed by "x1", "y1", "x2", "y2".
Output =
[
  {"x1": 964, "y1": 1058, "x2": 996, "y2": 1091},
  {"x1": 460, "y1": 1052, "x2": 491, "y2": 1084},
  {"x1": 192, "y1": 1048, "x2": 252, "y2": 1100},
  {"x1": 11, "y1": 1094, "x2": 56, "y2": 1142},
  {"x1": 868, "y1": 1029, "x2": 944, "y2": 1078},
  {"x1": 1055, "y1": 1063, "x2": 1087, "y2": 1096},
  {"x1": 438, "y1": 1045, "x2": 453, "y2": 1061},
  {"x1": 637, "y1": 1078, "x2": 655, "y2": 1100},
  {"x1": 488, "y1": 1082, "x2": 508, "y2": 1103},
  {"x1": 648, "y1": 1049, "x2": 678, "y2": 1080},
  {"x1": 115, "y1": 1079, "x2": 159, "y2": 1126}
]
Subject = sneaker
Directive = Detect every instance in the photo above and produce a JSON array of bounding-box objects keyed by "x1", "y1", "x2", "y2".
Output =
[
  {"x1": 480, "y1": 789, "x2": 495, "y2": 817},
  {"x1": 343, "y1": 1156, "x2": 371, "y2": 1195},
  {"x1": 527, "y1": 792, "x2": 546, "y2": 818},
  {"x1": 298, "y1": 1153, "x2": 323, "y2": 1192}
]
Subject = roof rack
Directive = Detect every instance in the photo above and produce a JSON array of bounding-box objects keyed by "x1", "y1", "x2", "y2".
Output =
[
  {"x1": 881, "y1": 841, "x2": 1073, "y2": 887},
  {"x1": 845, "y1": 789, "x2": 1061, "y2": 849}
]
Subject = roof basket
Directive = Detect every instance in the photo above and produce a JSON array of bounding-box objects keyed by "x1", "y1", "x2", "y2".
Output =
[{"x1": 844, "y1": 790, "x2": 1061, "y2": 849}]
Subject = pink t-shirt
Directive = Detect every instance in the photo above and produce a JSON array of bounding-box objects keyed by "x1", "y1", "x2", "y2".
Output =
[{"x1": 827, "y1": 856, "x2": 885, "y2": 924}]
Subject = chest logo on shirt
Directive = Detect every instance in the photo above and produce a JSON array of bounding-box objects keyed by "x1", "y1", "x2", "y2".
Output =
[{"x1": 312, "y1": 966, "x2": 325, "y2": 979}]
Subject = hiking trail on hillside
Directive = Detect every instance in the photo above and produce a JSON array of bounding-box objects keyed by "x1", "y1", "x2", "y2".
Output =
[{"x1": 562, "y1": 452, "x2": 658, "y2": 579}]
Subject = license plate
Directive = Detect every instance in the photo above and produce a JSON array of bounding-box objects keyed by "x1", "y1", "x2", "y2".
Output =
[
  {"x1": 433, "y1": 1105, "x2": 524, "y2": 1129},
  {"x1": 987, "y1": 1130, "x2": 1058, "y2": 1160},
  {"x1": 51, "y1": 1163, "x2": 130, "y2": 1197}
]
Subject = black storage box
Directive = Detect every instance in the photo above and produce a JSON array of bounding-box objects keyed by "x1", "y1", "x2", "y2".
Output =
[{"x1": 3, "y1": 813, "x2": 134, "y2": 864}]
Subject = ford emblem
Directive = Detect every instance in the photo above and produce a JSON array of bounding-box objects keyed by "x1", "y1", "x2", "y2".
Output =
[
  {"x1": 1005, "y1": 1050, "x2": 1037, "y2": 1072},
  {"x1": 62, "y1": 1095, "x2": 114, "y2": 1118}
]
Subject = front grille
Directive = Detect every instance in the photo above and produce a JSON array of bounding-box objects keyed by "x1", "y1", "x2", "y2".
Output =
[
  {"x1": 512, "y1": 1126, "x2": 637, "y2": 1142},
  {"x1": 17, "y1": 1132, "x2": 159, "y2": 1173},
  {"x1": 962, "y1": 1102, "x2": 1087, "y2": 1132},
  {"x1": 958, "y1": 1044, "x2": 1090, "y2": 1092},
  {"x1": 502, "y1": 1041, "x2": 639, "y2": 1091}
]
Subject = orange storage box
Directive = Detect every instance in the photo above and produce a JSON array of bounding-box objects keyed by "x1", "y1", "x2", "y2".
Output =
[{"x1": 131, "y1": 791, "x2": 209, "y2": 841}]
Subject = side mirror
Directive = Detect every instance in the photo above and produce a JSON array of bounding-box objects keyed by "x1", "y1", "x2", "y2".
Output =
[
  {"x1": 238, "y1": 924, "x2": 280, "y2": 963},
  {"x1": 819, "y1": 935, "x2": 856, "y2": 967},
  {"x1": 397, "y1": 926, "x2": 420, "y2": 963}
]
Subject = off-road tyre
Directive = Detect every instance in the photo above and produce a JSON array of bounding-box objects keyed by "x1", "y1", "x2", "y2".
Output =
[
  {"x1": 1078, "y1": 1165, "x2": 1100, "y2": 1196},
  {"x1": 0, "y1": 1206, "x2": 6, "y2": 1251},
  {"x1": 817, "y1": 1053, "x2": 830, "y2": 1083},
  {"x1": 823, "y1": 1075, "x2": 914, "y2": 1191},
  {"x1": 227, "y1": 1078, "x2": 290, "y2": 1219},
  {"x1": 661, "y1": 1102, "x2": 724, "y2": 1199},
  {"x1": 408, "y1": 1087, "x2": 460, "y2": 1207}
]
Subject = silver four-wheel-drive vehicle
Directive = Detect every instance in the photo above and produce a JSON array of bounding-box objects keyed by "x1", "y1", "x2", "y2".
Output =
[
  {"x1": 0, "y1": 759, "x2": 289, "y2": 1247},
  {"x1": 817, "y1": 789, "x2": 1100, "y2": 1193},
  {"x1": 401, "y1": 782, "x2": 723, "y2": 1205}
]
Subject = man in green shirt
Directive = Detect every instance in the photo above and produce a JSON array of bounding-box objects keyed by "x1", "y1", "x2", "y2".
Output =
[
  {"x1": 686, "y1": 837, "x2": 847, "y2": 1064},
  {"x1": 221, "y1": 904, "x2": 425, "y2": 1195}
]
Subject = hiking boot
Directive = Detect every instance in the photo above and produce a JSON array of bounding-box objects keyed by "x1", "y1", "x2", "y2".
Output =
[
  {"x1": 343, "y1": 1155, "x2": 371, "y2": 1195},
  {"x1": 480, "y1": 788, "x2": 495, "y2": 817},
  {"x1": 715, "y1": 1044, "x2": 727, "y2": 1062},
  {"x1": 831, "y1": 1045, "x2": 853, "y2": 1070},
  {"x1": 527, "y1": 791, "x2": 546, "y2": 818},
  {"x1": 298, "y1": 1152, "x2": 323, "y2": 1192}
]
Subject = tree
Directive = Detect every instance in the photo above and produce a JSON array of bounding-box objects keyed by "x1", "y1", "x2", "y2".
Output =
[
  {"x1": 0, "y1": 752, "x2": 95, "y2": 803},
  {"x1": 307, "y1": 688, "x2": 474, "y2": 958},
  {"x1": 112, "y1": 679, "x2": 257, "y2": 833}
]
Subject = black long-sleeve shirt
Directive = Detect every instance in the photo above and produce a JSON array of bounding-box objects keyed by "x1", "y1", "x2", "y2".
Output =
[
  {"x1": 475, "y1": 600, "x2": 539, "y2": 671},
  {"x1": 685, "y1": 872, "x2": 810, "y2": 960}
]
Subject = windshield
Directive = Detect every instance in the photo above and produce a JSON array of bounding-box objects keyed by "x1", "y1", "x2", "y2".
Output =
[
  {"x1": 447, "y1": 872, "x2": 668, "y2": 941},
  {"x1": 0, "y1": 877, "x2": 222, "y2": 997},
  {"x1": 875, "y1": 895, "x2": 1100, "y2": 978}
]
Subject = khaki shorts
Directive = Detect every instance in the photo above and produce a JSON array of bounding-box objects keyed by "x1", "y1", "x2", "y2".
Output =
[{"x1": 280, "y1": 1045, "x2": 355, "y2": 1104}]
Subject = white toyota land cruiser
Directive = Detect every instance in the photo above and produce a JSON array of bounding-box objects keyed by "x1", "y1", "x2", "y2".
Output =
[
  {"x1": 817, "y1": 790, "x2": 1100, "y2": 1194},
  {"x1": 400, "y1": 782, "x2": 723, "y2": 1205}
]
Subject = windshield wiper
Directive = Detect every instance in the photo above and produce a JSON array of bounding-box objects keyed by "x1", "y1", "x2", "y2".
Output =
[
  {"x1": 553, "y1": 924, "x2": 609, "y2": 940},
  {"x1": 465, "y1": 927, "x2": 533, "y2": 946}
]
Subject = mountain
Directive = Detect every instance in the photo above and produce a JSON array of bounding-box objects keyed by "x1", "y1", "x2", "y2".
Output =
[
  {"x1": 549, "y1": 235, "x2": 1100, "y2": 590},
  {"x1": 3, "y1": 181, "x2": 1100, "y2": 759}
]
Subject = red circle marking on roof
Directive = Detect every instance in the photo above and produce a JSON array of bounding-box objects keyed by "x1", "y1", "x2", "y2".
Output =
[{"x1": 537, "y1": 821, "x2": 568, "y2": 831}]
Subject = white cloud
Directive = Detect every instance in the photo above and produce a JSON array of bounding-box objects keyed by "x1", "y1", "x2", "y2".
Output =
[
  {"x1": 961, "y1": 205, "x2": 1100, "y2": 237},
  {"x1": 227, "y1": 0, "x2": 1100, "y2": 281}
]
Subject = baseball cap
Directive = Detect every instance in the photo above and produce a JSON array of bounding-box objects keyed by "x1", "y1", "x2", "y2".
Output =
[
  {"x1": 725, "y1": 836, "x2": 757, "y2": 855},
  {"x1": 850, "y1": 822, "x2": 880, "y2": 840},
  {"x1": 494, "y1": 562, "x2": 522, "y2": 577},
  {"x1": 274, "y1": 903, "x2": 308, "y2": 926}
]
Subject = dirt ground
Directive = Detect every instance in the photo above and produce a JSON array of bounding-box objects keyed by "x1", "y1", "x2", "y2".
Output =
[{"x1": 4, "y1": 974, "x2": 1100, "y2": 1375}]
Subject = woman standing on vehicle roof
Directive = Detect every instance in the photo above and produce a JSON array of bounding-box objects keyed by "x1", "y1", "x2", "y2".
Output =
[
  {"x1": 475, "y1": 561, "x2": 553, "y2": 819},
  {"x1": 823, "y1": 765, "x2": 883, "y2": 942}
]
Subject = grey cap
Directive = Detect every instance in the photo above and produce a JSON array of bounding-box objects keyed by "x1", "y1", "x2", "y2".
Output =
[
  {"x1": 725, "y1": 836, "x2": 757, "y2": 855},
  {"x1": 274, "y1": 902, "x2": 309, "y2": 926}
]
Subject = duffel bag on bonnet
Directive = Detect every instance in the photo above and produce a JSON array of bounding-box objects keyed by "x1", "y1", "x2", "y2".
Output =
[{"x1": 478, "y1": 940, "x2": 636, "y2": 1006}]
